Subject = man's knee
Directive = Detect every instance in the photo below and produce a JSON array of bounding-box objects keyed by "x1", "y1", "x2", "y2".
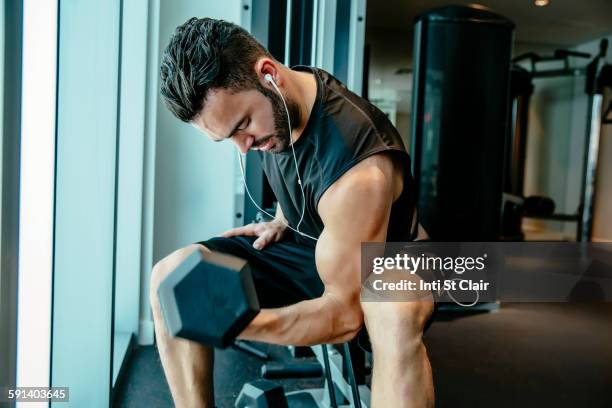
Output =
[
  {"x1": 362, "y1": 300, "x2": 434, "y2": 340},
  {"x1": 150, "y1": 243, "x2": 208, "y2": 309}
]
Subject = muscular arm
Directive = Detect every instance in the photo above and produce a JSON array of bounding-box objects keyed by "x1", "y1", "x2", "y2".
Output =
[{"x1": 239, "y1": 154, "x2": 401, "y2": 345}]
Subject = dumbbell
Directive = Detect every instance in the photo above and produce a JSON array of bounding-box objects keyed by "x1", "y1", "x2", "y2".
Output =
[
  {"x1": 235, "y1": 380, "x2": 288, "y2": 408},
  {"x1": 523, "y1": 195, "x2": 555, "y2": 216},
  {"x1": 156, "y1": 248, "x2": 260, "y2": 348}
]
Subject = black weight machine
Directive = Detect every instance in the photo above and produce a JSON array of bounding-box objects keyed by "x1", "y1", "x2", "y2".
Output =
[{"x1": 235, "y1": 341, "x2": 370, "y2": 408}]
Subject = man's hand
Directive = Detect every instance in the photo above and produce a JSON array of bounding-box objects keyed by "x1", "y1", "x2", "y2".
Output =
[{"x1": 221, "y1": 219, "x2": 288, "y2": 250}]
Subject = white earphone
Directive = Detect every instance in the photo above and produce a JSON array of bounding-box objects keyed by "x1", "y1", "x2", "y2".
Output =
[{"x1": 235, "y1": 73, "x2": 318, "y2": 241}]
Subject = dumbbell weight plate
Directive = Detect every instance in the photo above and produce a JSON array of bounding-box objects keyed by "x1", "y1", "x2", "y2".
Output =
[
  {"x1": 235, "y1": 379, "x2": 288, "y2": 408},
  {"x1": 157, "y1": 248, "x2": 260, "y2": 348}
]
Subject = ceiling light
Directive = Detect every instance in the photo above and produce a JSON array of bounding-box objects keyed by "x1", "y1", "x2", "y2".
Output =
[{"x1": 534, "y1": 0, "x2": 549, "y2": 6}]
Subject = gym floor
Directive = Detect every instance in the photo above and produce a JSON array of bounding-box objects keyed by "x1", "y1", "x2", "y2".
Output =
[{"x1": 113, "y1": 302, "x2": 612, "y2": 407}]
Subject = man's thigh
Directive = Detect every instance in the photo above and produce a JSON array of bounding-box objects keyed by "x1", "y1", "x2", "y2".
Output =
[{"x1": 198, "y1": 232, "x2": 324, "y2": 308}]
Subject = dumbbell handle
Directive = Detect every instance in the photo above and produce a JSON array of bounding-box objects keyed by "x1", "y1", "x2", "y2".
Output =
[{"x1": 261, "y1": 362, "x2": 323, "y2": 379}]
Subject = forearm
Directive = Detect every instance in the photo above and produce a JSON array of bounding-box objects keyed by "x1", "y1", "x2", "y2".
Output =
[
  {"x1": 238, "y1": 293, "x2": 363, "y2": 346},
  {"x1": 274, "y1": 203, "x2": 288, "y2": 225}
]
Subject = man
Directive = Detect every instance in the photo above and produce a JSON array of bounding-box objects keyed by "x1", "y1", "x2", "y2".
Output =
[{"x1": 151, "y1": 17, "x2": 435, "y2": 407}]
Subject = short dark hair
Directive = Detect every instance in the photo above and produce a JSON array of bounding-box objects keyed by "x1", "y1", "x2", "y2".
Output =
[{"x1": 160, "y1": 18, "x2": 271, "y2": 122}]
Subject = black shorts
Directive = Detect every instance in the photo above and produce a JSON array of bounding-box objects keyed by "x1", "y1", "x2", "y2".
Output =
[{"x1": 198, "y1": 231, "x2": 324, "y2": 308}]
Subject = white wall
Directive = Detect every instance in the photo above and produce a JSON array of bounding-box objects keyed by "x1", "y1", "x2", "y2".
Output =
[
  {"x1": 153, "y1": 2, "x2": 242, "y2": 263},
  {"x1": 592, "y1": 86, "x2": 612, "y2": 241},
  {"x1": 522, "y1": 74, "x2": 579, "y2": 237}
]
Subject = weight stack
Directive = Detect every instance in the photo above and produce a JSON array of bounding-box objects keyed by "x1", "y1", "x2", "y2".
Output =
[{"x1": 410, "y1": 5, "x2": 514, "y2": 241}]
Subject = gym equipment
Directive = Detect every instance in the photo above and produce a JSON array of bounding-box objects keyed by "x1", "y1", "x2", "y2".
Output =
[
  {"x1": 579, "y1": 39, "x2": 611, "y2": 241},
  {"x1": 288, "y1": 346, "x2": 315, "y2": 358},
  {"x1": 237, "y1": 342, "x2": 371, "y2": 408},
  {"x1": 235, "y1": 379, "x2": 289, "y2": 408},
  {"x1": 234, "y1": 340, "x2": 270, "y2": 360},
  {"x1": 523, "y1": 195, "x2": 555, "y2": 216},
  {"x1": 501, "y1": 194, "x2": 557, "y2": 240},
  {"x1": 262, "y1": 362, "x2": 323, "y2": 379},
  {"x1": 512, "y1": 49, "x2": 591, "y2": 78},
  {"x1": 157, "y1": 248, "x2": 260, "y2": 348},
  {"x1": 504, "y1": 39, "x2": 612, "y2": 241},
  {"x1": 504, "y1": 65, "x2": 533, "y2": 203},
  {"x1": 410, "y1": 5, "x2": 514, "y2": 241},
  {"x1": 501, "y1": 193, "x2": 525, "y2": 240}
]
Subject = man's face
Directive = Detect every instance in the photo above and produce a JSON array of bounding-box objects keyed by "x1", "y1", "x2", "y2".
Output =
[{"x1": 193, "y1": 84, "x2": 297, "y2": 154}]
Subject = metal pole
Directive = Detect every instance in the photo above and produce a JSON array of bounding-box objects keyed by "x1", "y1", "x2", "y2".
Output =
[{"x1": 578, "y1": 94, "x2": 603, "y2": 241}]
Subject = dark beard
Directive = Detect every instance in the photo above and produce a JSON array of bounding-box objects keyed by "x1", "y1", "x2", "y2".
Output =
[{"x1": 256, "y1": 83, "x2": 301, "y2": 153}]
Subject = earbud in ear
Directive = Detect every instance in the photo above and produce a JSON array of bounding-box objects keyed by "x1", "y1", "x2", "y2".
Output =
[{"x1": 264, "y1": 73, "x2": 274, "y2": 83}]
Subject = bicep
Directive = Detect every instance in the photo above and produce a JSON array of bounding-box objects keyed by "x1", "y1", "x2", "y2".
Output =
[
  {"x1": 315, "y1": 160, "x2": 396, "y2": 301},
  {"x1": 315, "y1": 230, "x2": 362, "y2": 303}
]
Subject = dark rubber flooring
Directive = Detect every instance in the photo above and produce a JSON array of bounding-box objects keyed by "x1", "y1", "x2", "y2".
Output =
[{"x1": 113, "y1": 303, "x2": 612, "y2": 407}]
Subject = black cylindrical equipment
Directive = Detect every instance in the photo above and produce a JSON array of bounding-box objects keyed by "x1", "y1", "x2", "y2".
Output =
[
  {"x1": 410, "y1": 5, "x2": 514, "y2": 241},
  {"x1": 261, "y1": 362, "x2": 323, "y2": 379}
]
